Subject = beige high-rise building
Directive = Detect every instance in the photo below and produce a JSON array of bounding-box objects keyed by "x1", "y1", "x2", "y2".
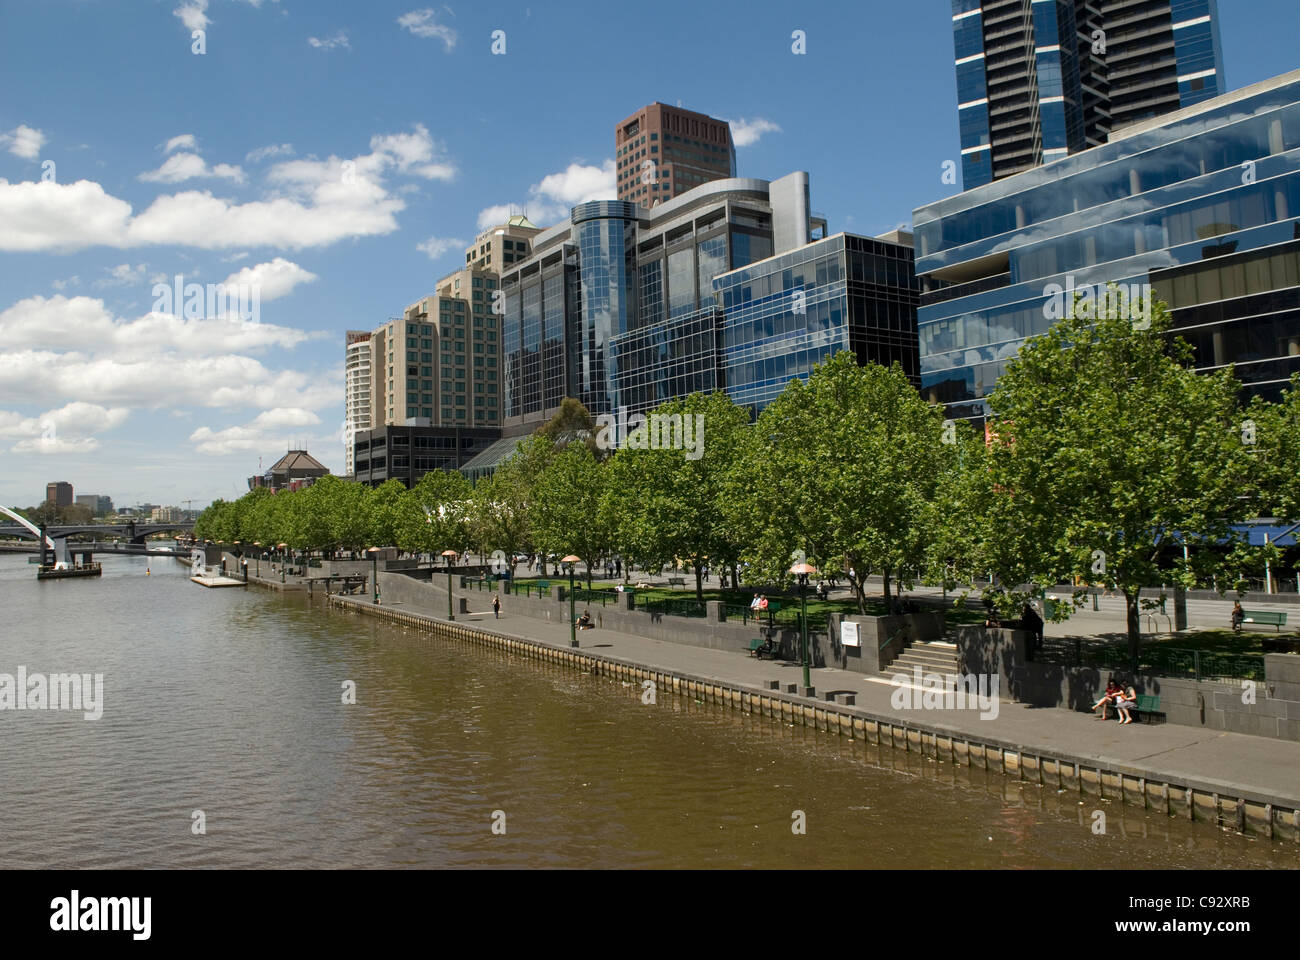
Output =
[
  {"x1": 464, "y1": 215, "x2": 542, "y2": 272},
  {"x1": 369, "y1": 268, "x2": 502, "y2": 428}
]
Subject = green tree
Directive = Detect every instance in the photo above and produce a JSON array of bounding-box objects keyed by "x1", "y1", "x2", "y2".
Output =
[
  {"x1": 532, "y1": 444, "x2": 611, "y2": 587},
  {"x1": 980, "y1": 294, "x2": 1252, "y2": 658},
  {"x1": 606, "y1": 392, "x2": 751, "y2": 598},
  {"x1": 726, "y1": 351, "x2": 952, "y2": 613},
  {"x1": 366, "y1": 480, "x2": 408, "y2": 550},
  {"x1": 402, "y1": 470, "x2": 473, "y2": 557},
  {"x1": 1245, "y1": 374, "x2": 1300, "y2": 523}
]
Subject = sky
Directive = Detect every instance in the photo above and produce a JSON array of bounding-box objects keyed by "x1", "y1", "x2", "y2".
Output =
[{"x1": 0, "y1": 0, "x2": 1297, "y2": 510}]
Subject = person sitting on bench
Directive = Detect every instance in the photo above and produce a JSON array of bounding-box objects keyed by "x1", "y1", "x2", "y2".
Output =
[
  {"x1": 1092, "y1": 677, "x2": 1121, "y2": 719},
  {"x1": 1231, "y1": 601, "x2": 1244, "y2": 633},
  {"x1": 1114, "y1": 685, "x2": 1138, "y2": 724},
  {"x1": 576, "y1": 609, "x2": 593, "y2": 630}
]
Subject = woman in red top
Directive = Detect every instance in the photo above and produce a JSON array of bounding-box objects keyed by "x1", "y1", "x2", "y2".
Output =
[{"x1": 1092, "y1": 678, "x2": 1121, "y2": 719}]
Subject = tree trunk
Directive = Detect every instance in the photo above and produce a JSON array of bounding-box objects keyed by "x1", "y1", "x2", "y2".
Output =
[
  {"x1": 695, "y1": 564, "x2": 703, "y2": 603},
  {"x1": 1124, "y1": 588, "x2": 1142, "y2": 667},
  {"x1": 882, "y1": 567, "x2": 892, "y2": 603}
]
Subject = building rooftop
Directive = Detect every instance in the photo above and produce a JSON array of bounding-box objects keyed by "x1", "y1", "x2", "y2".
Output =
[{"x1": 268, "y1": 450, "x2": 328, "y2": 475}]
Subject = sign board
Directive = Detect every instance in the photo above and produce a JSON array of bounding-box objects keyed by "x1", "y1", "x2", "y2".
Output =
[{"x1": 841, "y1": 621, "x2": 861, "y2": 647}]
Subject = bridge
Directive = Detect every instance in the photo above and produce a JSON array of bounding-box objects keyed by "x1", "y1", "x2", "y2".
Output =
[{"x1": 0, "y1": 508, "x2": 195, "y2": 565}]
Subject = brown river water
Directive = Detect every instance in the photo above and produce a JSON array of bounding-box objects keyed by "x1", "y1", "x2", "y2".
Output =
[{"x1": 0, "y1": 551, "x2": 1293, "y2": 869}]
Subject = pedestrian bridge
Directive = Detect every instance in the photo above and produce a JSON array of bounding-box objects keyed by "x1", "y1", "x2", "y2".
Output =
[{"x1": 0, "y1": 508, "x2": 194, "y2": 565}]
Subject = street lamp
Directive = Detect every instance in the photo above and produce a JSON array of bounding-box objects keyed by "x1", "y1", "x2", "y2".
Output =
[
  {"x1": 442, "y1": 549, "x2": 458, "y2": 620},
  {"x1": 254, "y1": 542, "x2": 261, "y2": 577},
  {"x1": 562, "y1": 555, "x2": 581, "y2": 647},
  {"x1": 789, "y1": 560, "x2": 818, "y2": 692},
  {"x1": 368, "y1": 546, "x2": 381, "y2": 604}
]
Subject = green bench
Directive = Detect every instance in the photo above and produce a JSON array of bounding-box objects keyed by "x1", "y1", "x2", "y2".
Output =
[
  {"x1": 749, "y1": 636, "x2": 781, "y2": 660},
  {"x1": 1239, "y1": 610, "x2": 1287, "y2": 632},
  {"x1": 667, "y1": 576, "x2": 686, "y2": 589},
  {"x1": 1135, "y1": 694, "x2": 1163, "y2": 724}
]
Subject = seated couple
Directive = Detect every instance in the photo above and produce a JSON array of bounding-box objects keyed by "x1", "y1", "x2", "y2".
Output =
[
  {"x1": 1092, "y1": 678, "x2": 1139, "y2": 724},
  {"x1": 576, "y1": 609, "x2": 595, "y2": 630}
]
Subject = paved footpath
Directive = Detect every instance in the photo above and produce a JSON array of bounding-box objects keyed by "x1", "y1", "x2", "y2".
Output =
[{"x1": 348, "y1": 592, "x2": 1300, "y2": 811}]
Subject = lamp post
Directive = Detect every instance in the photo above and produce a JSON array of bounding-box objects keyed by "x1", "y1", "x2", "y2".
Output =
[
  {"x1": 789, "y1": 560, "x2": 817, "y2": 692},
  {"x1": 254, "y1": 542, "x2": 261, "y2": 577},
  {"x1": 368, "y1": 546, "x2": 380, "y2": 604},
  {"x1": 278, "y1": 543, "x2": 287, "y2": 583},
  {"x1": 442, "y1": 549, "x2": 458, "y2": 620},
  {"x1": 562, "y1": 555, "x2": 581, "y2": 647}
]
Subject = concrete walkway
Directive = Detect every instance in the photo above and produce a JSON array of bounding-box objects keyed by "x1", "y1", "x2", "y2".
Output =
[{"x1": 363, "y1": 592, "x2": 1300, "y2": 812}]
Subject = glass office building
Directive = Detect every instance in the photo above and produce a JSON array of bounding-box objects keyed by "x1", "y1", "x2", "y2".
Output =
[
  {"x1": 953, "y1": 0, "x2": 1226, "y2": 188},
  {"x1": 914, "y1": 68, "x2": 1300, "y2": 422},
  {"x1": 715, "y1": 233, "x2": 920, "y2": 411},
  {"x1": 501, "y1": 174, "x2": 829, "y2": 429}
]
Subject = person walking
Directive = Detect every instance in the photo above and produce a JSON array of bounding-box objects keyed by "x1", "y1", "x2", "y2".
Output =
[{"x1": 492, "y1": 593, "x2": 501, "y2": 619}]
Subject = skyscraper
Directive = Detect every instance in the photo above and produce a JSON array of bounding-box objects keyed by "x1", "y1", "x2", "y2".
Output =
[
  {"x1": 952, "y1": 0, "x2": 1225, "y2": 188},
  {"x1": 46, "y1": 481, "x2": 72, "y2": 507},
  {"x1": 344, "y1": 330, "x2": 372, "y2": 477},
  {"x1": 615, "y1": 103, "x2": 736, "y2": 207}
]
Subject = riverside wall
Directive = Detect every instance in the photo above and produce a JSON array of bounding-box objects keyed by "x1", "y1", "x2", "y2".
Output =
[{"x1": 327, "y1": 594, "x2": 1300, "y2": 843}]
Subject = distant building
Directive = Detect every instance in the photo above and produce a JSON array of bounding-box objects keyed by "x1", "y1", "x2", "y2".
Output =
[
  {"x1": 248, "y1": 450, "x2": 330, "y2": 492},
  {"x1": 74, "y1": 495, "x2": 114, "y2": 516},
  {"x1": 352, "y1": 424, "x2": 498, "y2": 488},
  {"x1": 616, "y1": 103, "x2": 735, "y2": 207},
  {"x1": 151, "y1": 506, "x2": 184, "y2": 523},
  {"x1": 345, "y1": 330, "x2": 372, "y2": 476},
  {"x1": 46, "y1": 482, "x2": 72, "y2": 507}
]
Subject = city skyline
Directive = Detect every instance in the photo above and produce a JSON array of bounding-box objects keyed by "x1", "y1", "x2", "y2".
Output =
[{"x1": 0, "y1": 0, "x2": 1296, "y2": 509}]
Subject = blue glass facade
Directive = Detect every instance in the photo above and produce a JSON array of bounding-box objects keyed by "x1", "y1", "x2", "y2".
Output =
[
  {"x1": 716, "y1": 234, "x2": 920, "y2": 413},
  {"x1": 953, "y1": 0, "x2": 1225, "y2": 189},
  {"x1": 915, "y1": 72, "x2": 1300, "y2": 421}
]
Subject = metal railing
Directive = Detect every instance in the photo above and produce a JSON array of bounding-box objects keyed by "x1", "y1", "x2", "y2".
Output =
[
  {"x1": 638, "y1": 597, "x2": 707, "y2": 619},
  {"x1": 571, "y1": 588, "x2": 615, "y2": 606},
  {"x1": 1036, "y1": 639, "x2": 1265, "y2": 681}
]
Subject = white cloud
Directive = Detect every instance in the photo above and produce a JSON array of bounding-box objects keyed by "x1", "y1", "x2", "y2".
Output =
[
  {"x1": 0, "y1": 401, "x2": 129, "y2": 454},
  {"x1": 369, "y1": 124, "x2": 455, "y2": 180},
  {"x1": 397, "y1": 9, "x2": 457, "y2": 50},
  {"x1": 728, "y1": 117, "x2": 781, "y2": 147},
  {"x1": 139, "y1": 152, "x2": 246, "y2": 185},
  {"x1": 476, "y1": 159, "x2": 615, "y2": 230},
  {"x1": 190, "y1": 407, "x2": 323, "y2": 455},
  {"x1": 0, "y1": 124, "x2": 454, "y2": 253},
  {"x1": 0, "y1": 125, "x2": 48, "y2": 160},
  {"x1": 308, "y1": 31, "x2": 350, "y2": 50},
  {"x1": 174, "y1": 1, "x2": 209, "y2": 32},
  {"x1": 51, "y1": 276, "x2": 80, "y2": 291},
  {"x1": 246, "y1": 143, "x2": 295, "y2": 163},
  {"x1": 417, "y1": 236, "x2": 465, "y2": 260},
  {"x1": 222, "y1": 258, "x2": 318, "y2": 300},
  {"x1": 95, "y1": 263, "x2": 149, "y2": 288},
  {"x1": 164, "y1": 134, "x2": 197, "y2": 154}
]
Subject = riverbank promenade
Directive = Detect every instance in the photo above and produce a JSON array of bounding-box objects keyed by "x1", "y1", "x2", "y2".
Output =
[{"x1": 328, "y1": 587, "x2": 1300, "y2": 820}]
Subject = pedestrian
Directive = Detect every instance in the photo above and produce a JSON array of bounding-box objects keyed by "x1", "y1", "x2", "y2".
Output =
[
  {"x1": 1231, "y1": 601, "x2": 1244, "y2": 633},
  {"x1": 492, "y1": 593, "x2": 501, "y2": 619},
  {"x1": 1021, "y1": 601, "x2": 1044, "y2": 651},
  {"x1": 615, "y1": 557, "x2": 622, "y2": 579}
]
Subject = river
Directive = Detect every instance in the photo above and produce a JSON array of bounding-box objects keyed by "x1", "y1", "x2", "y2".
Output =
[{"x1": 0, "y1": 551, "x2": 1291, "y2": 868}]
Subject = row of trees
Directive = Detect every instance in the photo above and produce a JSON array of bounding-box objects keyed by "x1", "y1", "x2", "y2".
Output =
[{"x1": 196, "y1": 298, "x2": 1300, "y2": 656}]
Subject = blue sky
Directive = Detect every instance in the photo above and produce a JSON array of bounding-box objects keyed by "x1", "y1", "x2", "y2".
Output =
[{"x1": 0, "y1": 0, "x2": 1296, "y2": 509}]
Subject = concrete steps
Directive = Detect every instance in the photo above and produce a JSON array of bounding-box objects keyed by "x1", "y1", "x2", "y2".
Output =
[{"x1": 880, "y1": 641, "x2": 961, "y2": 683}]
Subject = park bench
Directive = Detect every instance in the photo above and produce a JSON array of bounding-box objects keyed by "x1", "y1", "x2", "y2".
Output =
[
  {"x1": 749, "y1": 636, "x2": 781, "y2": 660},
  {"x1": 1239, "y1": 610, "x2": 1288, "y2": 632},
  {"x1": 1135, "y1": 694, "x2": 1164, "y2": 724},
  {"x1": 667, "y1": 576, "x2": 686, "y2": 589}
]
